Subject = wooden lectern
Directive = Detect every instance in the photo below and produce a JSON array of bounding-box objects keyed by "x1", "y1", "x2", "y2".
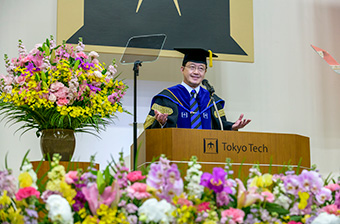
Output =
[{"x1": 131, "y1": 128, "x2": 310, "y2": 178}]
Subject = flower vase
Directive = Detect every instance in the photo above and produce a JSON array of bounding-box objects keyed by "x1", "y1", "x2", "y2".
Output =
[{"x1": 40, "y1": 129, "x2": 76, "y2": 161}]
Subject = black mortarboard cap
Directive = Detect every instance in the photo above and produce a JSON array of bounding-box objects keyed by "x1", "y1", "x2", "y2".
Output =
[{"x1": 174, "y1": 48, "x2": 218, "y2": 67}]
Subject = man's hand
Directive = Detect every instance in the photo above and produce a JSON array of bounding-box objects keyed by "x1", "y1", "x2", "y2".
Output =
[
  {"x1": 154, "y1": 110, "x2": 168, "y2": 126},
  {"x1": 232, "y1": 114, "x2": 251, "y2": 131}
]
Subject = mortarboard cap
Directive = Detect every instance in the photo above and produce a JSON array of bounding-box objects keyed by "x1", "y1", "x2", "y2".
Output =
[{"x1": 174, "y1": 48, "x2": 218, "y2": 67}]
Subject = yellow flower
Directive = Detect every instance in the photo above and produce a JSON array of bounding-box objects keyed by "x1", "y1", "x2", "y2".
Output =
[
  {"x1": 82, "y1": 215, "x2": 98, "y2": 224},
  {"x1": 298, "y1": 191, "x2": 309, "y2": 210},
  {"x1": 97, "y1": 204, "x2": 109, "y2": 216},
  {"x1": 46, "y1": 179, "x2": 61, "y2": 192},
  {"x1": 250, "y1": 173, "x2": 273, "y2": 188},
  {"x1": 18, "y1": 172, "x2": 33, "y2": 188},
  {"x1": 7, "y1": 207, "x2": 24, "y2": 224},
  {"x1": 203, "y1": 221, "x2": 217, "y2": 224},
  {"x1": 302, "y1": 214, "x2": 311, "y2": 223},
  {"x1": 282, "y1": 215, "x2": 290, "y2": 220},
  {"x1": 60, "y1": 181, "x2": 77, "y2": 204},
  {"x1": 0, "y1": 190, "x2": 11, "y2": 206}
]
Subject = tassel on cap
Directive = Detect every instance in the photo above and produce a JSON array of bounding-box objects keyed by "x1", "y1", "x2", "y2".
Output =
[{"x1": 208, "y1": 50, "x2": 213, "y2": 67}]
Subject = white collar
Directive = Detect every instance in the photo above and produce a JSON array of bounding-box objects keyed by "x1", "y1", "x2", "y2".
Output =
[{"x1": 181, "y1": 81, "x2": 200, "y2": 97}]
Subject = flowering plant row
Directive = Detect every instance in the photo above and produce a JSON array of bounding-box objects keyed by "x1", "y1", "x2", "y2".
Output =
[
  {"x1": 0, "y1": 37, "x2": 127, "y2": 136},
  {"x1": 0, "y1": 153, "x2": 339, "y2": 224}
]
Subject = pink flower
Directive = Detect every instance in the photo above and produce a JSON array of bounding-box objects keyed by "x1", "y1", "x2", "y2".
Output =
[
  {"x1": 325, "y1": 183, "x2": 340, "y2": 192},
  {"x1": 287, "y1": 221, "x2": 302, "y2": 224},
  {"x1": 221, "y1": 207, "x2": 245, "y2": 223},
  {"x1": 15, "y1": 186, "x2": 40, "y2": 201},
  {"x1": 15, "y1": 75, "x2": 26, "y2": 85},
  {"x1": 65, "y1": 171, "x2": 78, "y2": 184},
  {"x1": 236, "y1": 178, "x2": 263, "y2": 209},
  {"x1": 82, "y1": 183, "x2": 119, "y2": 215},
  {"x1": 127, "y1": 171, "x2": 146, "y2": 182},
  {"x1": 56, "y1": 98, "x2": 69, "y2": 106},
  {"x1": 50, "y1": 81, "x2": 65, "y2": 92},
  {"x1": 177, "y1": 197, "x2": 193, "y2": 207},
  {"x1": 108, "y1": 65, "x2": 117, "y2": 75},
  {"x1": 127, "y1": 182, "x2": 151, "y2": 200},
  {"x1": 54, "y1": 87, "x2": 69, "y2": 99},
  {"x1": 319, "y1": 204, "x2": 340, "y2": 215},
  {"x1": 197, "y1": 202, "x2": 210, "y2": 212},
  {"x1": 261, "y1": 191, "x2": 275, "y2": 203},
  {"x1": 3, "y1": 75, "x2": 13, "y2": 85},
  {"x1": 77, "y1": 52, "x2": 88, "y2": 59},
  {"x1": 92, "y1": 58, "x2": 99, "y2": 64},
  {"x1": 88, "y1": 51, "x2": 99, "y2": 58}
]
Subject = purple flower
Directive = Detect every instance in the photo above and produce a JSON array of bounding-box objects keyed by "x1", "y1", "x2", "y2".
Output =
[
  {"x1": 26, "y1": 62, "x2": 40, "y2": 74},
  {"x1": 75, "y1": 57, "x2": 84, "y2": 64},
  {"x1": 126, "y1": 203, "x2": 138, "y2": 213},
  {"x1": 283, "y1": 175, "x2": 300, "y2": 195},
  {"x1": 146, "y1": 163, "x2": 165, "y2": 189},
  {"x1": 216, "y1": 189, "x2": 231, "y2": 206},
  {"x1": 79, "y1": 61, "x2": 94, "y2": 71},
  {"x1": 316, "y1": 187, "x2": 332, "y2": 204},
  {"x1": 298, "y1": 170, "x2": 323, "y2": 194},
  {"x1": 114, "y1": 170, "x2": 128, "y2": 189},
  {"x1": 0, "y1": 170, "x2": 17, "y2": 197},
  {"x1": 81, "y1": 172, "x2": 97, "y2": 185},
  {"x1": 200, "y1": 167, "x2": 227, "y2": 193},
  {"x1": 41, "y1": 190, "x2": 62, "y2": 202},
  {"x1": 88, "y1": 84, "x2": 101, "y2": 92},
  {"x1": 72, "y1": 190, "x2": 86, "y2": 212},
  {"x1": 26, "y1": 63, "x2": 35, "y2": 72},
  {"x1": 161, "y1": 178, "x2": 183, "y2": 202},
  {"x1": 25, "y1": 208, "x2": 38, "y2": 218},
  {"x1": 165, "y1": 164, "x2": 181, "y2": 185}
]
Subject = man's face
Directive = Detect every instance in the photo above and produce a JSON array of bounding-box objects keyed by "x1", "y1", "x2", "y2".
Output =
[{"x1": 181, "y1": 62, "x2": 207, "y2": 88}]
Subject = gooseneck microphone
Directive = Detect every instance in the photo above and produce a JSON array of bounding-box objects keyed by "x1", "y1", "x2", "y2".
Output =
[
  {"x1": 202, "y1": 79, "x2": 215, "y2": 95},
  {"x1": 202, "y1": 79, "x2": 223, "y2": 130}
]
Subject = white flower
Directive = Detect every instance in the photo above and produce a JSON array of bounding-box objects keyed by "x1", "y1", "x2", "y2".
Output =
[
  {"x1": 49, "y1": 93, "x2": 57, "y2": 102},
  {"x1": 274, "y1": 194, "x2": 292, "y2": 210},
  {"x1": 138, "y1": 198, "x2": 175, "y2": 224},
  {"x1": 311, "y1": 212, "x2": 340, "y2": 224},
  {"x1": 93, "y1": 70, "x2": 103, "y2": 78},
  {"x1": 21, "y1": 162, "x2": 33, "y2": 172},
  {"x1": 88, "y1": 51, "x2": 99, "y2": 58},
  {"x1": 46, "y1": 195, "x2": 73, "y2": 224}
]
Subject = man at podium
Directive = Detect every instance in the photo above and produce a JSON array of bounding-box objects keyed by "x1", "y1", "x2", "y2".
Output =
[{"x1": 144, "y1": 48, "x2": 250, "y2": 131}]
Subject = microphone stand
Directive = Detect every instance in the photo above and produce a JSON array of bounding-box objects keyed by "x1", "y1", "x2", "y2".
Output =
[
  {"x1": 209, "y1": 90, "x2": 223, "y2": 131},
  {"x1": 133, "y1": 60, "x2": 142, "y2": 170}
]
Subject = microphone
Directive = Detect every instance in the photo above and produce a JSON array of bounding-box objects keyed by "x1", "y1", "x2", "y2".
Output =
[
  {"x1": 202, "y1": 79, "x2": 223, "y2": 130},
  {"x1": 202, "y1": 79, "x2": 215, "y2": 95}
]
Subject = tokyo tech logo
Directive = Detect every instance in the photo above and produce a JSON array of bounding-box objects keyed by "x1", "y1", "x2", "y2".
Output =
[{"x1": 204, "y1": 138, "x2": 218, "y2": 154}]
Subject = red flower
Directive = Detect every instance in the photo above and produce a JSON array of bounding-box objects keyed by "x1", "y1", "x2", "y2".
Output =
[
  {"x1": 15, "y1": 187, "x2": 40, "y2": 201},
  {"x1": 197, "y1": 202, "x2": 210, "y2": 212}
]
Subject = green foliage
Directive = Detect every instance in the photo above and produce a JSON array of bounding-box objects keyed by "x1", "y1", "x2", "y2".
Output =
[{"x1": 0, "y1": 100, "x2": 117, "y2": 137}]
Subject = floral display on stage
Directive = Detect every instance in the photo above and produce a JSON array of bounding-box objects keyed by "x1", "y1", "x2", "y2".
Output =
[
  {"x1": 0, "y1": 37, "x2": 127, "y2": 137},
  {"x1": 0, "y1": 154, "x2": 339, "y2": 224}
]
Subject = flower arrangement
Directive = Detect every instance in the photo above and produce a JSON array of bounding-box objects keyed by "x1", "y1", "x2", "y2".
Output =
[
  {"x1": 0, "y1": 153, "x2": 340, "y2": 224},
  {"x1": 0, "y1": 36, "x2": 127, "y2": 136}
]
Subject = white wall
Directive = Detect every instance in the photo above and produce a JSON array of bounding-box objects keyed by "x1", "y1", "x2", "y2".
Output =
[{"x1": 0, "y1": 0, "x2": 339, "y2": 178}]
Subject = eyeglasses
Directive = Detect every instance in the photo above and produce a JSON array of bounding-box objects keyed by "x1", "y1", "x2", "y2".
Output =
[{"x1": 185, "y1": 64, "x2": 206, "y2": 73}]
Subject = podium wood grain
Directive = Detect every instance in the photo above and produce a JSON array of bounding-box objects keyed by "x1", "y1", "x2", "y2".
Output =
[{"x1": 131, "y1": 128, "x2": 310, "y2": 177}]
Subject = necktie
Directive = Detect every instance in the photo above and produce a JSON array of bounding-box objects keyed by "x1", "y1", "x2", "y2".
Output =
[{"x1": 190, "y1": 90, "x2": 202, "y2": 129}]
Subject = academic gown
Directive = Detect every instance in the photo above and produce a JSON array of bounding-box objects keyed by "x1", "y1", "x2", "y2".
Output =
[{"x1": 144, "y1": 84, "x2": 234, "y2": 130}]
